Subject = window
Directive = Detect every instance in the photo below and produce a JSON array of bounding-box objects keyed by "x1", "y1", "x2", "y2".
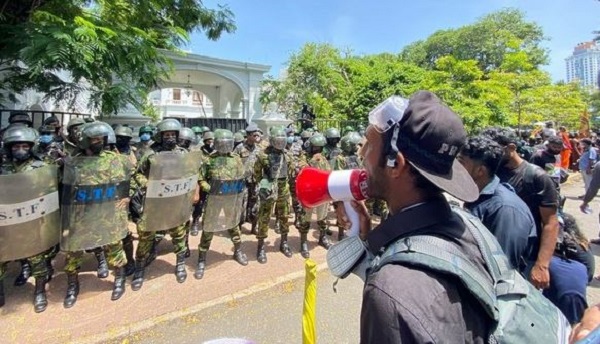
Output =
[{"x1": 173, "y1": 89, "x2": 181, "y2": 101}]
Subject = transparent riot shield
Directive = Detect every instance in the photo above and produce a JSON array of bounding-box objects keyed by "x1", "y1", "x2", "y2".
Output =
[
  {"x1": 0, "y1": 165, "x2": 61, "y2": 261},
  {"x1": 143, "y1": 151, "x2": 202, "y2": 232},
  {"x1": 60, "y1": 155, "x2": 131, "y2": 252}
]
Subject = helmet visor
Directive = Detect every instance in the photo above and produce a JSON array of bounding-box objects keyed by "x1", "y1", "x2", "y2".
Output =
[
  {"x1": 271, "y1": 137, "x2": 287, "y2": 150},
  {"x1": 214, "y1": 138, "x2": 234, "y2": 154}
]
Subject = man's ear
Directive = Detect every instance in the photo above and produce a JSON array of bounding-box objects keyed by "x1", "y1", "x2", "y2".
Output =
[{"x1": 389, "y1": 151, "x2": 408, "y2": 179}]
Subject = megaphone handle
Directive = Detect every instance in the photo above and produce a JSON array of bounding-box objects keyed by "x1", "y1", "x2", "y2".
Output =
[{"x1": 343, "y1": 201, "x2": 360, "y2": 237}]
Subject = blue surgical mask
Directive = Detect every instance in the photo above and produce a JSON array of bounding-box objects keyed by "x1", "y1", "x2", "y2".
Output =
[
  {"x1": 140, "y1": 133, "x2": 151, "y2": 142},
  {"x1": 39, "y1": 134, "x2": 54, "y2": 144},
  {"x1": 286, "y1": 136, "x2": 294, "y2": 144}
]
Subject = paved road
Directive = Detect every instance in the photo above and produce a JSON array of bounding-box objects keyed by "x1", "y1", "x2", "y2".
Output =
[{"x1": 107, "y1": 270, "x2": 364, "y2": 344}]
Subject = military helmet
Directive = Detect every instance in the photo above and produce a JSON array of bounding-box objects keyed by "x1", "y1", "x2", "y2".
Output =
[
  {"x1": 155, "y1": 118, "x2": 182, "y2": 143},
  {"x1": 342, "y1": 126, "x2": 354, "y2": 135},
  {"x1": 300, "y1": 130, "x2": 313, "y2": 139},
  {"x1": 202, "y1": 131, "x2": 215, "y2": 141},
  {"x1": 356, "y1": 123, "x2": 366, "y2": 131},
  {"x1": 191, "y1": 126, "x2": 202, "y2": 134},
  {"x1": 270, "y1": 128, "x2": 287, "y2": 150},
  {"x1": 236, "y1": 129, "x2": 247, "y2": 138},
  {"x1": 179, "y1": 127, "x2": 195, "y2": 142},
  {"x1": 138, "y1": 125, "x2": 153, "y2": 136},
  {"x1": 43, "y1": 116, "x2": 60, "y2": 126},
  {"x1": 38, "y1": 125, "x2": 56, "y2": 135},
  {"x1": 83, "y1": 117, "x2": 95, "y2": 123},
  {"x1": 8, "y1": 111, "x2": 32, "y2": 126},
  {"x1": 309, "y1": 133, "x2": 326, "y2": 147},
  {"x1": 325, "y1": 128, "x2": 341, "y2": 139},
  {"x1": 114, "y1": 125, "x2": 133, "y2": 138},
  {"x1": 214, "y1": 129, "x2": 235, "y2": 154},
  {"x1": 78, "y1": 121, "x2": 114, "y2": 150},
  {"x1": 200, "y1": 126, "x2": 211, "y2": 133},
  {"x1": 2, "y1": 126, "x2": 38, "y2": 146},
  {"x1": 234, "y1": 132, "x2": 244, "y2": 144},
  {"x1": 341, "y1": 132, "x2": 362, "y2": 154},
  {"x1": 67, "y1": 118, "x2": 86, "y2": 130}
]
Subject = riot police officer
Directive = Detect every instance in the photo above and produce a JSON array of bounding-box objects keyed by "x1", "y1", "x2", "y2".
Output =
[
  {"x1": 0, "y1": 126, "x2": 57, "y2": 312},
  {"x1": 195, "y1": 129, "x2": 248, "y2": 279},
  {"x1": 178, "y1": 127, "x2": 196, "y2": 150},
  {"x1": 61, "y1": 122, "x2": 132, "y2": 307},
  {"x1": 63, "y1": 118, "x2": 86, "y2": 156},
  {"x1": 201, "y1": 130, "x2": 215, "y2": 156},
  {"x1": 233, "y1": 123, "x2": 262, "y2": 235},
  {"x1": 135, "y1": 125, "x2": 154, "y2": 161}
]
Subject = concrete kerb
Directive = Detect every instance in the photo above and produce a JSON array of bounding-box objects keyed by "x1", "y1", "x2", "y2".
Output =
[{"x1": 72, "y1": 261, "x2": 330, "y2": 344}]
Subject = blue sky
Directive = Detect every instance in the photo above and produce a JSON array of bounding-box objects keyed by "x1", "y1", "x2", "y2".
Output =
[{"x1": 188, "y1": 0, "x2": 599, "y2": 81}]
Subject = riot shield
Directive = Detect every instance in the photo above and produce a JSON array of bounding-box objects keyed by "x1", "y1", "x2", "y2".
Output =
[
  {"x1": 0, "y1": 165, "x2": 61, "y2": 261},
  {"x1": 202, "y1": 179, "x2": 245, "y2": 232},
  {"x1": 143, "y1": 151, "x2": 201, "y2": 232},
  {"x1": 60, "y1": 155, "x2": 131, "y2": 251}
]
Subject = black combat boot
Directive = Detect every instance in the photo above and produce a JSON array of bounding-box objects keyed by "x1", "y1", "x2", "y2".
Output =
[
  {"x1": 279, "y1": 234, "x2": 292, "y2": 258},
  {"x1": 94, "y1": 249, "x2": 109, "y2": 279},
  {"x1": 131, "y1": 260, "x2": 146, "y2": 291},
  {"x1": 318, "y1": 231, "x2": 333, "y2": 250},
  {"x1": 146, "y1": 237, "x2": 160, "y2": 267},
  {"x1": 190, "y1": 217, "x2": 200, "y2": 236},
  {"x1": 33, "y1": 277, "x2": 48, "y2": 313},
  {"x1": 63, "y1": 273, "x2": 79, "y2": 309},
  {"x1": 256, "y1": 239, "x2": 267, "y2": 264},
  {"x1": 0, "y1": 279, "x2": 5, "y2": 308},
  {"x1": 123, "y1": 234, "x2": 135, "y2": 276},
  {"x1": 111, "y1": 267, "x2": 126, "y2": 301},
  {"x1": 14, "y1": 259, "x2": 31, "y2": 286},
  {"x1": 194, "y1": 251, "x2": 207, "y2": 280},
  {"x1": 233, "y1": 243, "x2": 248, "y2": 266},
  {"x1": 175, "y1": 252, "x2": 187, "y2": 283},
  {"x1": 300, "y1": 233, "x2": 310, "y2": 259}
]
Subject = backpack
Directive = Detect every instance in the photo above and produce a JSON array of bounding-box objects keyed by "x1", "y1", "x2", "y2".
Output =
[{"x1": 368, "y1": 207, "x2": 570, "y2": 344}]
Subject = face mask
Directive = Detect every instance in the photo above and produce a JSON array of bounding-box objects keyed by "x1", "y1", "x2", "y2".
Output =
[
  {"x1": 39, "y1": 134, "x2": 54, "y2": 145},
  {"x1": 179, "y1": 140, "x2": 190, "y2": 149},
  {"x1": 140, "y1": 133, "x2": 151, "y2": 142},
  {"x1": 287, "y1": 137, "x2": 294, "y2": 144},
  {"x1": 89, "y1": 142, "x2": 104, "y2": 154},
  {"x1": 163, "y1": 138, "x2": 177, "y2": 149},
  {"x1": 12, "y1": 149, "x2": 30, "y2": 161}
]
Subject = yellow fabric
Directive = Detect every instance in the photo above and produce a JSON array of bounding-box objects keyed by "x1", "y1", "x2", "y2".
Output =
[{"x1": 303, "y1": 259, "x2": 317, "y2": 344}]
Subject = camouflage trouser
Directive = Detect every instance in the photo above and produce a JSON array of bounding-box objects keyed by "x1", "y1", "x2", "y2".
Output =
[
  {"x1": 298, "y1": 206, "x2": 328, "y2": 235},
  {"x1": 256, "y1": 182, "x2": 290, "y2": 239},
  {"x1": 0, "y1": 251, "x2": 51, "y2": 281},
  {"x1": 198, "y1": 226, "x2": 242, "y2": 252},
  {"x1": 245, "y1": 181, "x2": 258, "y2": 224},
  {"x1": 135, "y1": 223, "x2": 187, "y2": 261},
  {"x1": 64, "y1": 241, "x2": 126, "y2": 274},
  {"x1": 288, "y1": 176, "x2": 303, "y2": 219}
]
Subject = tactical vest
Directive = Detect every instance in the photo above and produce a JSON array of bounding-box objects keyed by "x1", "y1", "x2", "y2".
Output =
[
  {"x1": 267, "y1": 152, "x2": 288, "y2": 180},
  {"x1": 344, "y1": 155, "x2": 360, "y2": 169}
]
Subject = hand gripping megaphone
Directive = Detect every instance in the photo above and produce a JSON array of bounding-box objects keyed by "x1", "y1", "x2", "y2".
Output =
[{"x1": 296, "y1": 167, "x2": 369, "y2": 237}]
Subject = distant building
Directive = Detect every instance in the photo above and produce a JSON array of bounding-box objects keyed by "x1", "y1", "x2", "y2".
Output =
[{"x1": 566, "y1": 41, "x2": 600, "y2": 89}]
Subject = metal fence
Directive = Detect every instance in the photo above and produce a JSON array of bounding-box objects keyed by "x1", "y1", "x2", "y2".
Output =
[
  {"x1": 165, "y1": 117, "x2": 249, "y2": 133},
  {"x1": 296, "y1": 119, "x2": 364, "y2": 133},
  {"x1": 0, "y1": 109, "x2": 92, "y2": 130}
]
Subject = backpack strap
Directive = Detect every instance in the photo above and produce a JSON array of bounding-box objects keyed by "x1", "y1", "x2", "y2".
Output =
[{"x1": 371, "y1": 234, "x2": 498, "y2": 320}]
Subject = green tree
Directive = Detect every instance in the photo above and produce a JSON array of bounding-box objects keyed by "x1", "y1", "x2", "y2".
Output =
[
  {"x1": 401, "y1": 8, "x2": 548, "y2": 73},
  {"x1": 0, "y1": 0, "x2": 235, "y2": 116}
]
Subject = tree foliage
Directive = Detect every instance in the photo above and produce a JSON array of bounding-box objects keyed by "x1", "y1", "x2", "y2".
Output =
[
  {"x1": 263, "y1": 8, "x2": 588, "y2": 132},
  {"x1": 0, "y1": 0, "x2": 235, "y2": 116}
]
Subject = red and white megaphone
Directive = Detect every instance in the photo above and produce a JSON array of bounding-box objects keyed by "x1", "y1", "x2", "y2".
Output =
[{"x1": 296, "y1": 167, "x2": 369, "y2": 237}]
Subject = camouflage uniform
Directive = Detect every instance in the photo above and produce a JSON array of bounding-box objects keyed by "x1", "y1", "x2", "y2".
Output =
[
  {"x1": 233, "y1": 140, "x2": 261, "y2": 232},
  {"x1": 297, "y1": 152, "x2": 331, "y2": 235},
  {"x1": 35, "y1": 141, "x2": 66, "y2": 165},
  {"x1": 254, "y1": 142, "x2": 307, "y2": 263},
  {"x1": 0, "y1": 158, "x2": 51, "y2": 284},
  {"x1": 62, "y1": 138, "x2": 79, "y2": 156},
  {"x1": 133, "y1": 144, "x2": 189, "y2": 262},
  {"x1": 288, "y1": 139, "x2": 306, "y2": 226},
  {"x1": 134, "y1": 141, "x2": 152, "y2": 161},
  {"x1": 62, "y1": 150, "x2": 130, "y2": 275},
  {"x1": 323, "y1": 144, "x2": 342, "y2": 166}
]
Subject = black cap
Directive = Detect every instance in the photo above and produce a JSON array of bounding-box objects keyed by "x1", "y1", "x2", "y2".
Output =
[{"x1": 395, "y1": 91, "x2": 478, "y2": 202}]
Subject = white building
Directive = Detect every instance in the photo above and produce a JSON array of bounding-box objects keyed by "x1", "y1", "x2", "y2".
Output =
[{"x1": 565, "y1": 41, "x2": 600, "y2": 89}]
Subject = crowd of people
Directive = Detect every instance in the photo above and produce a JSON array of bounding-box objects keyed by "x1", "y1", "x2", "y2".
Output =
[
  {"x1": 0, "y1": 110, "x2": 369, "y2": 314},
  {"x1": 3, "y1": 91, "x2": 600, "y2": 342}
]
